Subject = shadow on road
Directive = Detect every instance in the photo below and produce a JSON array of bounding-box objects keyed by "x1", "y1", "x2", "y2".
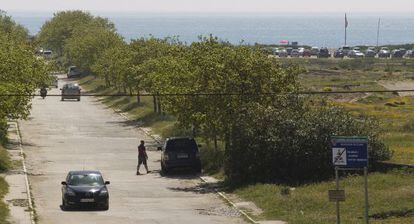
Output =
[{"x1": 166, "y1": 181, "x2": 219, "y2": 194}]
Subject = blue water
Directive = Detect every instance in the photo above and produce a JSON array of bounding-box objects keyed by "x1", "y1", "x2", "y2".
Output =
[{"x1": 9, "y1": 12, "x2": 414, "y2": 48}]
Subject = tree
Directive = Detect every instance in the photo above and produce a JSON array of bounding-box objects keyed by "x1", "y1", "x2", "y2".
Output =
[
  {"x1": 0, "y1": 11, "x2": 29, "y2": 42},
  {"x1": 37, "y1": 10, "x2": 114, "y2": 55},
  {"x1": 92, "y1": 44, "x2": 134, "y2": 93},
  {"x1": 64, "y1": 24, "x2": 124, "y2": 74}
]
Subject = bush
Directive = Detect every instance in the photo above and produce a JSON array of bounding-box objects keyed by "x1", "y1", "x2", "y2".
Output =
[
  {"x1": 0, "y1": 146, "x2": 10, "y2": 172},
  {"x1": 0, "y1": 119, "x2": 7, "y2": 146},
  {"x1": 224, "y1": 100, "x2": 392, "y2": 185}
]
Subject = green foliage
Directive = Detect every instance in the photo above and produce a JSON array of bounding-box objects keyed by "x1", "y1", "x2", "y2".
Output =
[
  {"x1": 0, "y1": 119, "x2": 7, "y2": 146},
  {"x1": 37, "y1": 10, "x2": 114, "y2": 55},
  {"x1": 225, "y1": 101, "x2": 392, "y2": 185},
  {"x1": 0, "y1": 145, "x2": 11, "y2": 172},
  {"x1": 0, "y1": 176, "x2": 9, "y2": 223},
  {"x1": 64, "y1": 24, "x2": 123, "y2": 74},
  {"x1": 0, "y1": 11, "x2": 29, "y2": 42},
  {"x1": 0, "y1": 33, "x2": 51, "y2": 120}
]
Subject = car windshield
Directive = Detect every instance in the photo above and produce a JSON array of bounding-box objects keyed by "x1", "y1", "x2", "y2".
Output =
[
  {"x1": 166, "y1": 139, "x2": 197, "y2": 152},
  {"x1": 68, "y1": 174, "x2": 104, "y2": 186}
]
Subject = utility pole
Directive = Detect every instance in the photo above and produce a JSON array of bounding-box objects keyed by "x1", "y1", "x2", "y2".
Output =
[
  {"x1": 345, "y1": 13, "x2": 348, "y2": 46},
  {"x1": 376, "y1": 18, "x2": 381, "y2": 48}
]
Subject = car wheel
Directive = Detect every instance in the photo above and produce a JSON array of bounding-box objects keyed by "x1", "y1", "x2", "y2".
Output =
[
  {"x1": 77, "y1": 98, "x2": 80, "y2": 101},
  {"x1": 194, "y1": 165, "x2": 202, "y2": 174},
  {"x1": 161, "y1": 163, "x2": 169, "y2": 174},
  {"x1": 62, "y1": 198, "x2": 68, "y2": 210},
  {"x1": 61, "y1": 98, "x2": 64, "y2": 101},
  {"x1": 102, "y1": 203, "x2": 109, "y2": 211}
]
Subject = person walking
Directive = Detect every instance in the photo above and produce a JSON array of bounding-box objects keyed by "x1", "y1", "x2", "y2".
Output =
[{"x1": 137, "y1": 140, "x2": 149, "y2": 175}]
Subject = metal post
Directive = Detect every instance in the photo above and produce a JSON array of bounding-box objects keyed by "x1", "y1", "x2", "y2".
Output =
[
  {"x1": 364, "y1": 167, "x2": 369, "y2": 224},
  {"x1": 335, "y1": 166, "x2": 340, "y2": 224}
]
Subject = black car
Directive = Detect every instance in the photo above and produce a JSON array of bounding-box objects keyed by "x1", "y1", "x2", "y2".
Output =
[
  {"x1": 61, "y1": 170, "x2": 110, "y2": 210},
  {"x1": 317, "y1": 47, "x2": 330, "y2": 58},
  {"x1": 333, "y1": 49, "x2": 345, "y2": 58},
  {"x1": 392, "y1": 48, "x2": 406, "y2": 58},
  {"x1": 160, "y1": 137, "x2": 202, "y2": 174}
]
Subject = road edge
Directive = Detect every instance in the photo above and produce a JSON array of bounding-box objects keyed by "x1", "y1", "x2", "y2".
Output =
[
  {"x1": 198, "y1": 176, "x2": 258, "y2": 224},
  {"x1": 12, "y1": 121, "x2": 36, "y2": 224}
]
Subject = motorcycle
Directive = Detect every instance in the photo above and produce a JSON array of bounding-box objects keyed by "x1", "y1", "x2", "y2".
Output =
[{"x1": 40, "y1": 88, "x2": 47, "y2": 99}]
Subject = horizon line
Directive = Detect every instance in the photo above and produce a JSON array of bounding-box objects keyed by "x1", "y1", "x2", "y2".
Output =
[{"x1": 5, "y1": 10, "x2": 414, "y2": 14}]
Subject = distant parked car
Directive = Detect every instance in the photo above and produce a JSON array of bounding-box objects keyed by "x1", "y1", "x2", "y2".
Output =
[
  {"x1": 341, "y1": 46, "x2": 351, "y2": 55},
  {"x1": 42, "y1": 50, "x2": 53, "y2": 59},
  {"x1": 291, "y1": 49, "x2": 300, "y2": 57},
  {"x1": 67, "y1": 66, "x2": 82, "y2": 78},
  {"x1": 271, "y1": 47, "x2": 280, "y2": 56},
  {"x1": 317, "y1": 47, "x2": 330, "y2": 58},
  {"x1": 61, "y1": 170, "x2": 110, "y2": 210},
  {"x1": 278, "y1": 48, "x2": 288, "y2": 57},
  {"x1": 365, "y1": 47, "x2": 377, "y2": 58},
  {"x1": 378, "y1": 47, "x2": 391, "y2": 58},
  {"x1": 333, "y1": 49, "x2": 345, "y2": 58},
  {"x1": 61, "y1": 83, "x2": 81, "y2": 101},
  {"x1": 160, "y1": 137, "x2": 202, "y2": 174},
  {"x1": 392, "y1": 48, "x2": 406, "y2": 58},
  {"x1": 298, "y1": 48, "x2": 311, "y2": 57},
  {"x1": 348, "y1": 50, "x2": 365, "y2": 58},
  {"x1": 310, "y1": 47, "x2": 319, "y2": 56},
  {"x1": 286, "y1": 47, "x2": 293, "y2": 56},
  {"x1": 405, "y1": 49, "x2": 414, "y2": 58}
]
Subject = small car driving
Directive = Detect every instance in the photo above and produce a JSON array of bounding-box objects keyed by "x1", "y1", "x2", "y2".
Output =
[
  {"x1": 160, "y1": 137, "x2": 202, "y2": 174},
  {"x1": 61, "y1": 170, "x2": 110, "y2": 210},
  {"x1": 61, "y1": 83, "x2": 81, "y2": 101}
]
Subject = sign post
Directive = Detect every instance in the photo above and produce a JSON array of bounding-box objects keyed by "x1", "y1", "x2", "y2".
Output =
[{"x1": 331, "y1": 136, "x2": 369, "y2": 224}]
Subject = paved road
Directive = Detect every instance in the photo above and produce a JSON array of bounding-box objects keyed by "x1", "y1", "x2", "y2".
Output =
[{"x1": 19, "y1": 75, "x2": 244, "y2": 224}]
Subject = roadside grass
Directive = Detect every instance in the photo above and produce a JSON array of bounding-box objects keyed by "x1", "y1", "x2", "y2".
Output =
[
  {"x1": 232, "y1": 168, "x2": 414, "y2": 224},
  {"x1": 0, "y1": 145, "x2": 11, "y2": 223},
  {"x1": 339, "y1": 96, "x2": 414, "y2": 165}
]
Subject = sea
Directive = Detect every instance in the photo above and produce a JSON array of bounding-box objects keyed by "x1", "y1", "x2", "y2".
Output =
[{"x1": 8, "y1": 12, "x2": 414, "y2": 48}]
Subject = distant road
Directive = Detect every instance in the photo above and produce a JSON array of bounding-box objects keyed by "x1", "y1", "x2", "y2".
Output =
[{"x1": 19, "y1": 75, "x2": 244, "y2": 224}]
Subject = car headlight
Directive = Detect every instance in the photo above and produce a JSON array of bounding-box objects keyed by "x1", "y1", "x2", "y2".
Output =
[
  {"x1": 66, "y1": 188, "x2": 76, "y2": 196},
  {"x1": 99, "y1": 189, "x2": 108, "y2": 196}
]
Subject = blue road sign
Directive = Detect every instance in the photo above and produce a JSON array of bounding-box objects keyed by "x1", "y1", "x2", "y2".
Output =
[{"x1": 331, "y1": 136, "x2": 368, "y2": 168}]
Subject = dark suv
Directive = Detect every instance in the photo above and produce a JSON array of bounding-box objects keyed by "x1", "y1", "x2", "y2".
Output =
[
  {"x1": 317, "y1": 47, "x2": 330, "y2": 58},
  {"x1": 160, "y1": 137, "x2": 201, "y2": 174}
]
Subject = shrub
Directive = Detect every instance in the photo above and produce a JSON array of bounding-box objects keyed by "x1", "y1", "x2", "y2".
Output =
[
  {"x1": 224, "y1": 101, "x2": 392, "y2": 185},
  {"x1": 0, "y1": 119, "x2": 7, "y2": 146},
  {"x1": 0, "y1": 146, "x2": 10, "y2": 172}
]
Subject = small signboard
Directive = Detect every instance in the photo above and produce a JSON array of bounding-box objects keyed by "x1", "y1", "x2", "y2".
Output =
[
  {"x1": 329, "y1": 190, "x2": 345, "y2": 202},
  {"x1": 331, "y1": 136, "x2": 368, "y2": 168}
]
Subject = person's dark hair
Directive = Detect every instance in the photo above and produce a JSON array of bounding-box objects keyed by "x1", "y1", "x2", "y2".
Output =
[{"x1": 140, "y1": 140, "x2": 144, "y2": 144}]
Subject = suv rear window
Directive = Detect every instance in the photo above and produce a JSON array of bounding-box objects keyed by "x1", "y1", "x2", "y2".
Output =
[{"x1": 166, "y1": 139, "x2": 197, "y2": 152}]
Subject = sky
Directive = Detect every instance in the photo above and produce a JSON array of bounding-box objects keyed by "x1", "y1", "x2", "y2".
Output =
[{"x1": 1, "y1": 0, "x2": 414, "y2": 13}]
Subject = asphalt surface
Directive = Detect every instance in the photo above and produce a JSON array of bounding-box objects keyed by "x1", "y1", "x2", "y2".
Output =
[{"x1": 19, "y1": 75, "x2": 244, "y2": 224}]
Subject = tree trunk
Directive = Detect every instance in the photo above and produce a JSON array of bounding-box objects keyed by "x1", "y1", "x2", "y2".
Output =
[
  {"x1": 157, "y1": 97, "x2": 162, "y2": 115},
  {"x1": 153, "y1": 95, "x2": 157, "y2": 113}
]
